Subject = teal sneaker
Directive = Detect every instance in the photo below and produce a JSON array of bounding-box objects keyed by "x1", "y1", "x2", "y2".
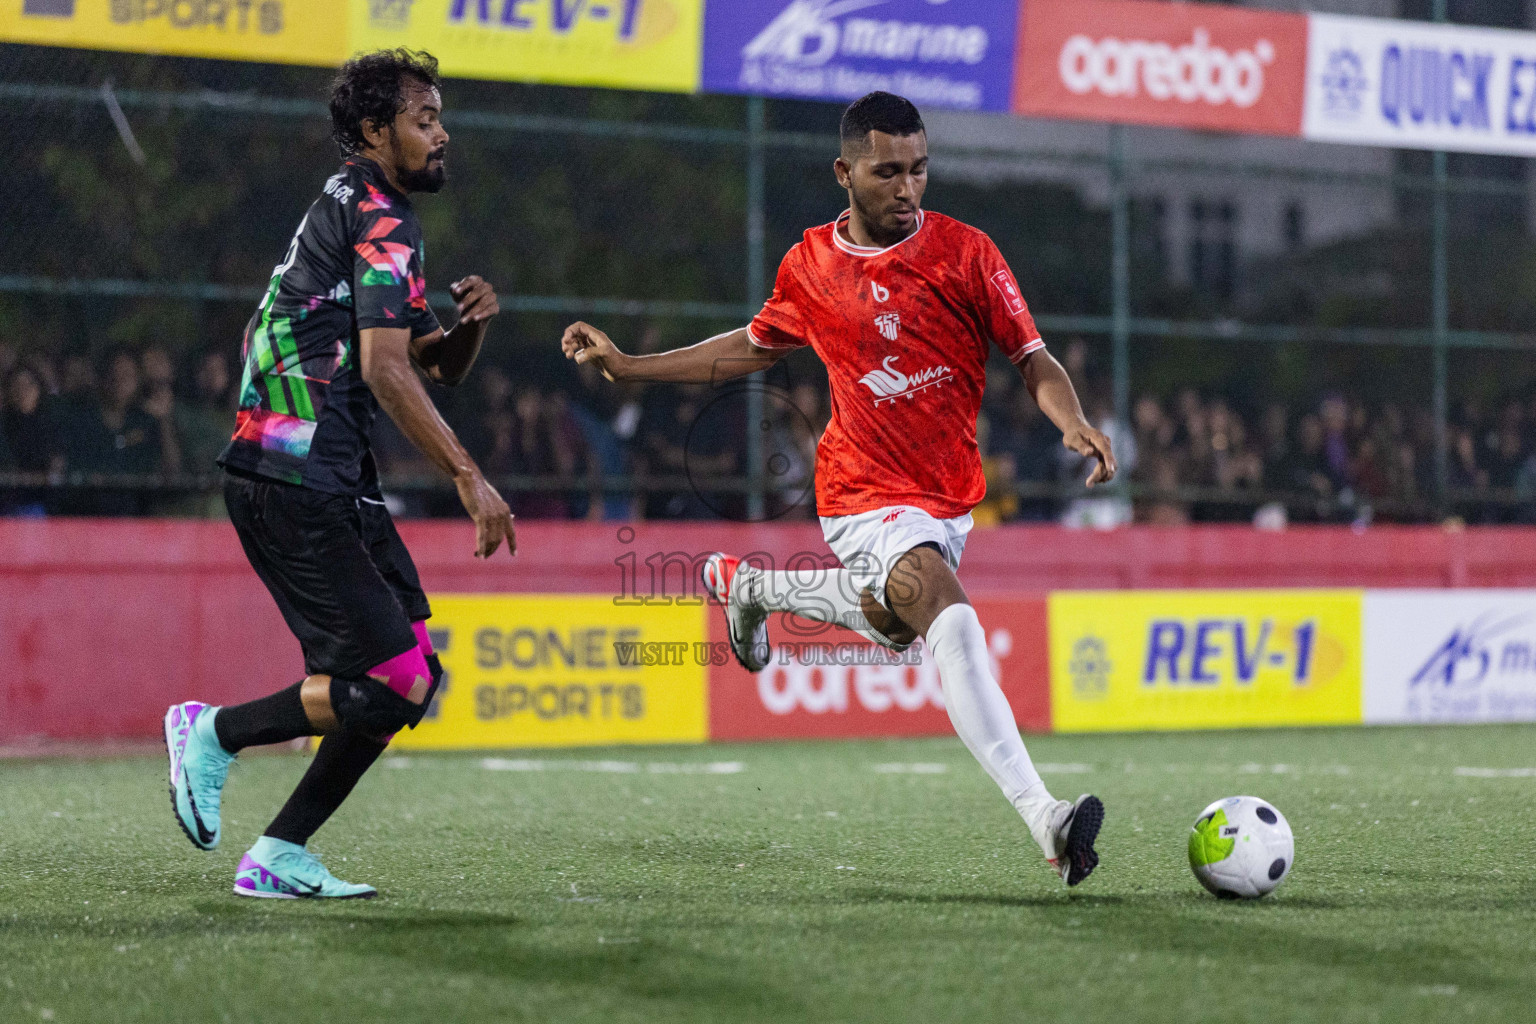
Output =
[
  {"x1": 164, "y1": 701, "x2": 235, "y2": 851},
  {"x1": 233, "y1": 837, "x2": 377, "y2": 900}
]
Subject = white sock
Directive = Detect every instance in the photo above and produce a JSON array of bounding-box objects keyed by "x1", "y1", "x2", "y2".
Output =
[
  {"x1": 741, "y1": 565, "x2": 909, "y2": 650},
  {"x1": 925, "y1": 603, "x2": 1055, "y2": 830}
]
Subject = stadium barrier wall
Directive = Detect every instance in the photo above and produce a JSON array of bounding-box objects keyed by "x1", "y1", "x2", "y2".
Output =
[{"x1": 3, "y1": 519, "x2": 1535, "y2": 742}]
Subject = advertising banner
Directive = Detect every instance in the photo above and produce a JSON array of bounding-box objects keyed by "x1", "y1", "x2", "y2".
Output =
[
  {"x1": 351, "y1": 0, "x2": 704, "y2": 93},
  {"x1": 1012, "y1": 0, "x2": 1308, "y2": 136},
  {"x1": 707, "y1": 597, "x2": 1050, "y2": 741},
  {"x1": 701, "y1": 0, "x2": 1020, "y2": 112},
  {"x1": 1, "y1": 0, "x2": 347, "y2": 65},
  {"x1": 1364, "y1": 591, "x2": 1536, "y2": 724},
  {"x1": 1049, "y1": 590, "x2": 1363, "y2": 733},
  {"x1": 393, "y1": 595, "x2": 708, "y2": 750},
  {"x1": 1303, "y1": 13, "x2": 1536, "y2": 157}
]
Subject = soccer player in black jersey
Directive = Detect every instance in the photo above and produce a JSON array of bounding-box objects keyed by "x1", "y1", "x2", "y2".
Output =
[{"x1": 163, "y1": 49, "x2": 513, "y2": 899}]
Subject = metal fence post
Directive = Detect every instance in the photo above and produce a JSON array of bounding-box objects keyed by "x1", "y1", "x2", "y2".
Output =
[
  {"x1": 1431, "y1": 0, "x2": 1450, "y2": 514},
  {"x1": 746, "y1": 95, "x2": 767, "y2": 521},
  {"x1": 1109, "y1": 125, "x2": 1131, "y2": 456}
]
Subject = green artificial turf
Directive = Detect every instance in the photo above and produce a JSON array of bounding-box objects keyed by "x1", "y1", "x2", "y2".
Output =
[{"x1": 3, "y1": 727, "x2": 1536, "y2": 1023}]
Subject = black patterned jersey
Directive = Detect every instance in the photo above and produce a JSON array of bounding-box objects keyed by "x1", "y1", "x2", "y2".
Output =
[{"x1": 217, "y1": 158, "x2": 440, "y2": 495}]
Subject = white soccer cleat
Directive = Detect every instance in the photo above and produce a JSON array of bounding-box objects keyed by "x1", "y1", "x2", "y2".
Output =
[
  {"x1": 701, "y1": 552, "x2": 771, "y2": 672},
  {"x1": 1030, "y1": 794, "x2": 1105, "y2": 887}
]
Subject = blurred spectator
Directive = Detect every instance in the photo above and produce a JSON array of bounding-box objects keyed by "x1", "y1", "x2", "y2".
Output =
[
  {"x1": 989, "y1": 385, "x2": 1065, "y2": 522},
  {"x1": 455, "y1": 364, "x2": 514, "y2": 464},
  {"x1": 769, "y1": 381, "x2": 824, "y2": 520},
  {"x1": 1272, "y1": 413, "x2": 1334, "y2": 522},
  {"x1": 636, "y1": 383, "x2": 736, "y2": 520},
  {"x1": 59, "y1": 350, "x2": 177, "y2": 514},
  {"x1": 541, "y1": 389, "x2": 591, "y2": 517},
  {"x1": 3, "y1": 365, "x2": 62, "y2": 476},
  {"x1": 1059, "y1": 394, "x2": 1133, "y2": 529},
  {"x1": 1448, "y1": 426, "x2": 1488, "y2": 493},
  {"x1": 58, "y1": 352, "x2": 96, "y2": 410},
  {"x1": 1258, "y1": 402, "x2": 1290, "y2": 476},
  {"x1": 569, "y1": 362, "x2": 632, "y2": 521},
  {"x1": 1479, "y1": 402, "x2": 1527, "y2": 523},
  {"x1": 1139, "y1": 455, "x2": 1189, "y2": 526},
  {"x1": 482, "y1": 388, "x2": 581, "y2": 519},
  {"x1": 176, "y1": 350, "x2": 235, "y2": 475},
  {"x1": 1319, "y1": 394, "x2": 1353, "y2": 492},
  {"x1": 141, "y1": 346, "x2": 176, "y2": 394}
]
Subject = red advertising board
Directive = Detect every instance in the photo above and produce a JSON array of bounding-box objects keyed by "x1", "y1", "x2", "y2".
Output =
[
  {"x1": 1012, "y1": 0, "x2": 1308, "y2": 136},
  {"x1": 707, "y1": 596, "x2": 1051, "y2": 741}
]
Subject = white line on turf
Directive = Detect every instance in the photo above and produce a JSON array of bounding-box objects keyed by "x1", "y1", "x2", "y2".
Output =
[
  {"x1": 1454, "y1": 766, "x2": 1536, "y2": 777},
  {"x1": 871, "y1": 763, "x2": 949, "y2": 773},
  {"x1": 479, "y1": 758, "x2": 745, "y2": 775}
]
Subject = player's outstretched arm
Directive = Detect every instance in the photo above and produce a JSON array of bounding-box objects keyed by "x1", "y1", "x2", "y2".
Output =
[
  {"x1": 561, "y1": 322, "x2": 787, "y2": 384},
  {"x1": 361, "y1": 326, "x2": 516, "y2": 558},
  {"x1": 410, "y1": 275, "x2": 500, "y2": 386},
  {"x1": 1020, "y1": 348, "x2": 1117, "y2": 487}
]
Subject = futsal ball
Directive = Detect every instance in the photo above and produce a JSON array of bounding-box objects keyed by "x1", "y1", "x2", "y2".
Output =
[{"x1": 1187, "y1": 796, "x2": 1294, "y2": 899}]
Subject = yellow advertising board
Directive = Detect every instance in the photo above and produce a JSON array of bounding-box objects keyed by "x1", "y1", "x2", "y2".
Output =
[
  {"x1": 349, "y1": 0, "x2": 703, "y2": 93},
  {"x1": 1049, "y1": 590, "x2": 1364, "y2": 732},
  {"x1": 394, "y1": 594, "x2": 708, "y2": 750},
  {"x1": 0, "y1": 0, "x2": 347, "y2": 66}
]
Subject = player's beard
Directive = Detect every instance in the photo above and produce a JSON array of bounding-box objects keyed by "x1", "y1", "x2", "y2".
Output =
[
  {"x1": 850, "y1": 186, "x2": 915, "y2": 247},
  {"x1": 397, "y1": 144, "x2": 447, "y2": 194}
]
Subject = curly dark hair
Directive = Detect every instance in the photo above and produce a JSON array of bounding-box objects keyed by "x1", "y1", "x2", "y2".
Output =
[{"x1": 329, "y1": 48, "x2": 441, "y2": 157}]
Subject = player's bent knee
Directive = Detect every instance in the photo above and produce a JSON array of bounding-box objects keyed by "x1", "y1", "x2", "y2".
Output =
[{"x1": 329, "y1": 676, "x2": 429, "y2": 736}]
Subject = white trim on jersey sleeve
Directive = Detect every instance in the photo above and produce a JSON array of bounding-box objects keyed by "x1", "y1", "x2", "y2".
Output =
[
  {"x1": 1007, "y1": 338, "x2": 1047, "y2": 364},
  {"x1": 747, "y1": 327, "x2": 795, "y2": 350}
]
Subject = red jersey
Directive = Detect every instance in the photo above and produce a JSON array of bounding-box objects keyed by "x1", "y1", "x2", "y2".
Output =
[{"x1": 749, "y1": 209, "x2": 1044, "y2": 519}]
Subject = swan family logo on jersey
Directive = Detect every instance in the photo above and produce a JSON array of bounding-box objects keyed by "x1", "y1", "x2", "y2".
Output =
[{"x1": 857, "y1": 355, "x2": 953, "y2": 406}]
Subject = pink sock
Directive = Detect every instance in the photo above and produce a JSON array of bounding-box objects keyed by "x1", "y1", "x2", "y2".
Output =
[{"x1": 412, "y1": 620, "x2": 435, "y2": 658}]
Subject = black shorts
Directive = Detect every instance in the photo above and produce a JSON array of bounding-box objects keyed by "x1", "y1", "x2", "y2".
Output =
[{"x1": 224, "y1": 472, "x2": 431, "y2": 680}]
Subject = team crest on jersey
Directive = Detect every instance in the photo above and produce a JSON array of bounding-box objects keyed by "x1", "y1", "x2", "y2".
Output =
[
  {"x1": 858, "y1": 356, "x2": 954, "y2": 407},
  {"x1": 874, "y1": 313, "x2": 900, "y2": 341}
]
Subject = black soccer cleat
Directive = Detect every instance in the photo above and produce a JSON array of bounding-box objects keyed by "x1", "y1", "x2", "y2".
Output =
[{"x1": 1061, "y1": 794, "x2": 1105, "y2": 887}]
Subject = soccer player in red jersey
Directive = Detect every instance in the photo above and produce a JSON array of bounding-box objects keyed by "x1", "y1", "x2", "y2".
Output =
[{"x1": 561, "y1": 92, "x2": 1116, "y2": 886}]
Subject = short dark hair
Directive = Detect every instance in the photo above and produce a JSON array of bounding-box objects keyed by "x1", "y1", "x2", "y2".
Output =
[
  {"x1": 329, "y1": 48, "x2": 441, "y2": 157},
  {"x1": 839, "y1": 91, "x2": 925, "y2": 153}
]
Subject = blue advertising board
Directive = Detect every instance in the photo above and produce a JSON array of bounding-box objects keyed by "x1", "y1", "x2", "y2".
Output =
[{"x1": 702, "y1": 0, "x2": 1021, "y2": 112}]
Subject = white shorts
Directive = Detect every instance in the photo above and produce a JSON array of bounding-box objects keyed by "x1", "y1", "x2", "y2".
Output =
[{"x1": 820, "y1": 505, "x2": 973, "y2": 612}]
